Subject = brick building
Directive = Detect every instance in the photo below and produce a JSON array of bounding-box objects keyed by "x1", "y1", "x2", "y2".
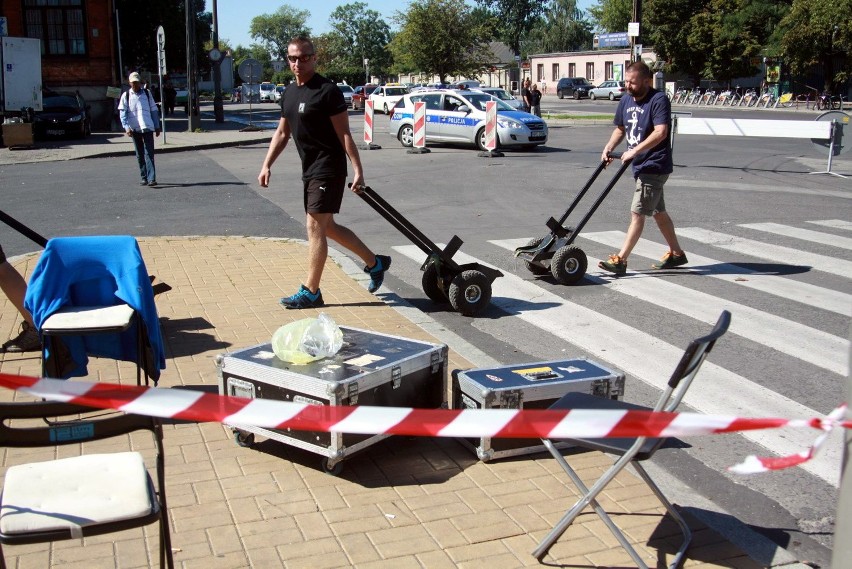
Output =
[{"x1": 1, "y1": 0, "x2": 118, "y2": 129}]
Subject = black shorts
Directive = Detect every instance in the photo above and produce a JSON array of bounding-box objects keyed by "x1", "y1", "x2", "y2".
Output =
[
  {"x1": 304, "y1": 176, "x2": 346, "y2": 214},
  {"x1": 0, "y1": 243, "x2": 6, "y2": 264}
]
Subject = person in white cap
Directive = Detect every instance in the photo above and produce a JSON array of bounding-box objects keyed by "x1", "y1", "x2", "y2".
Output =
[{"x1": 118, "y1": 71, "x2": 161, "y2": 186}]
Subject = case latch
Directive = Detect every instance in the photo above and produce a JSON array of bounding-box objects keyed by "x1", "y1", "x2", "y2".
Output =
[
  {"x1": 348, "y1": 382, "x2": 359, "y2": 405},
  {"x1": 392, "y1": 366, "x2": 402, "y2": 389}
]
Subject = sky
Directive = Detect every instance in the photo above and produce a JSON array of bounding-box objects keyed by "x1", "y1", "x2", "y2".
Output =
[{"x1": 212, "y1": 0, "x2": 596, "y2": 52}]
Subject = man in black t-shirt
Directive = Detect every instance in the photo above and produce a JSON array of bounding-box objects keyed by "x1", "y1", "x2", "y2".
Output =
[{"x1": 258, "y1": 36, "x2": 390, "y2": 309}]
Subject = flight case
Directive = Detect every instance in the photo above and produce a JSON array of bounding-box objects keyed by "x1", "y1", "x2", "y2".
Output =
[
  {"x1": 451, "y1": 358, "x2": 625, "y2": 461},
  {"x1": 217, "y1": 326, "x2": 447, "y2": 474}
]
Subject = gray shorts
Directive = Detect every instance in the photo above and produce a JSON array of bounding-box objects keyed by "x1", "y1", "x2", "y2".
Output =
[{"x1": 630, "y1": 173, "x2": 668, "y2": 216}]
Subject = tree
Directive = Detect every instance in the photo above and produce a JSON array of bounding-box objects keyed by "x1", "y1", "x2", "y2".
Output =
[
  {"x1": 116, "y1": 0, "x2": 210, "y2": 79},
  {"x1": 774, "y1": 0, "x2": 851, "y2": 90},
  {"x1": 525, "y1": 0, "x2": 594, "y2": 54},
  {"x1": 587, "y1": 0, "x2": 631, "y2": 33},
  {"x1": 645, "y1": 0, "x2": 706, "y2": 85},
  {"x1": 390, "y1": 0, "x2": 494, "y2": 83},
  {"x1": 322, "y1": 2, "x2": 393, "y2": 83},
  {"x1": 476, "y1": 0, "x2": 546, "y2": 54},
  {"x1": 249, "y1": 5, "x2": 311, "y2": 61}
]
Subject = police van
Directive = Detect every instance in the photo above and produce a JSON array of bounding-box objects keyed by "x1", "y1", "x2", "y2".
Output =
[{"x1": 389, "y1": 89, "x2": 548, "y2": 151}]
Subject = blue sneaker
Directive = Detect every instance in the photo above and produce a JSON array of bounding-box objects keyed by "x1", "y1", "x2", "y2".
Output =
[
  {"x1": 279, "y1": 285, "x2": 324, "y2": 309},
  {"x1": 365, "y1": 255, "x2": 391, "y2": 293}
]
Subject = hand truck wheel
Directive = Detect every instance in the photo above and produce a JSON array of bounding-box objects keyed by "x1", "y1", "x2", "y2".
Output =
[
  {"x1": 421, "y1": 260, "x2": 449, "y2": 302},
  {"x1": 551, "y1": 246, "x2": 588, "y2": 285},
  {"x1": 448, "y1": 270, "x2": 492, "y2": 316},
  {"x1": 521, "y1": 236, "x2": 551, "y2": 275}
]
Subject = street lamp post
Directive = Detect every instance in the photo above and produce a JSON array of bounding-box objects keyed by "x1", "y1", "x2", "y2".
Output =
[
  {"x1": 364, "y1": 58, "x2": 369, "y2": 84},
  {"x1": 211, "y1": 0, "x2": 224, "y2": 123}
]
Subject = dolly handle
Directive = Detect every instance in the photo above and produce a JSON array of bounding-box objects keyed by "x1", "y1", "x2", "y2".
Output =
[
  {"x1": 0, "y1": 209, "x2": 48, "y2": 248},
  {"x1": 606, "y1": 151, "x2": 624, "y2": 159}
]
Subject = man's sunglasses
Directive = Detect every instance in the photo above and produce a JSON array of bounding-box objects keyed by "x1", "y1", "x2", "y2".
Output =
[{"x1": 287, "y1": 54, "x2": 314, "y2": 63}]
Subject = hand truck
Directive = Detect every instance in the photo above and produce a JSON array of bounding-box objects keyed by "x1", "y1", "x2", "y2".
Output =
[
  {"x1": 357, "y1": 186, "x2": 502, "y2": 317},
  {"x1": 513, "y1": 154, "x2": 631, "y2": 285}
]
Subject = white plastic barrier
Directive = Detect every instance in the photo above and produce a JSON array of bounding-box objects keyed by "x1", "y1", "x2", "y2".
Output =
[
  {"x1": 672, "y1": 116, "x2": 846, "y2": 177},
  {"x1": 413, "y1": 101, "x2": 426, "y2": 148},
  {"x1": 363, "y1": 100, "x2": 375, "y2": 144},
  {"x1": 483, "y1": 101, "x2": 498, "y2": 151}
]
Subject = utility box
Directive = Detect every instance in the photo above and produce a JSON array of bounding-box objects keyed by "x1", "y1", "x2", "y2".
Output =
[
  {"x1": 2, "y1": 122, "x2": 34, "y2": 147},
  {"x1": 1, "y1": 37, "x2": 43, "y2": 116}
]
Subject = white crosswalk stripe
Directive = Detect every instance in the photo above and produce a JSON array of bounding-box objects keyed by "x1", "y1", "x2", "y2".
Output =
[
  {"x1": 578, "y1": 230, "x2": 852, "y2": 317},
  {"x1": 677, "y1": 227, "x2": 852, "y2": 278},
  {"x1": 807, "y1": 219, "x2": 852, "y2": 231},
  {"x1": 739, "y1": 222, "x2": 852, "y2": 249},
  {"x1": 392, "y1": 243, "x2": 842, "y2": 486},
  {"x1": 490, "y1": 238, "x2": 848, "y2": 376}
]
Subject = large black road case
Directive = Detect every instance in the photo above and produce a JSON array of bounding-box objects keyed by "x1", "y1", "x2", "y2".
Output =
[
  {"x1": 451, "y1": 358, "x2": 625, "y2": 461},
  {"x1": 217, "y1": 326, "x2": 447, "y2": 474}
]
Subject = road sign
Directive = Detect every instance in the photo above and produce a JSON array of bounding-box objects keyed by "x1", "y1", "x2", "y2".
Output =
[
  {"x1": 628, "y1": 22, "x2": 639, "y2": 37},
  {"x1": 238, "y1": 58, "x2": 262, "y2": 84},
  {"x1": 271, "y1": 60, "x2": 285, "y2": 73},
  {"x1": 156, "y1": 26, "x2": 166, "y2": 75}
]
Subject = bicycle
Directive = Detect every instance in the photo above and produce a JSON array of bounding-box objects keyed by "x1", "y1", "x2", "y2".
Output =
[
  {"x1": 741, "y1": 89, "x2": 758, "y2": 107},
  {"x1": 774, "y1": 92, "x2": 794, "y2": 108}
]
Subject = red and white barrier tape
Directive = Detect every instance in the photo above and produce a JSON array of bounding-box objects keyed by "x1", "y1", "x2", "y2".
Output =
[{"x1": 0, "y1": 373, "x2": 848, "y2": 474}]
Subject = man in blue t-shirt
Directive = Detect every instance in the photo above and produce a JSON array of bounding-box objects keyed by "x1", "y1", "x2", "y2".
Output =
[
  {"x1": 598, "y1": 61, "x2": 687, "y2": 276},
  {"x1": 257, "y1": 36, "x2": 390, "y2": 309}
]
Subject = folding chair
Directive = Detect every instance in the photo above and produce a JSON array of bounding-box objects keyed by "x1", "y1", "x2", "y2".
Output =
[
  {"x1": 0, "y1": 400, "x2": 174, "y2": 568},
  {"x1": 532, "y1": 310, "x2": 731, "y2": 567},
  {"x1": 23, "y1": 235, "x2": 165, "y2": 385}
]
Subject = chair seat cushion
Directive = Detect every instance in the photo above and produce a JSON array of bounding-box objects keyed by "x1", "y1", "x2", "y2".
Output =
[
  {"x1": 0, "y1": 452, "x2": 155, "y2": 537},
  {"x1": 41, "y1": 304, "x2": 135, "y2": 334}
]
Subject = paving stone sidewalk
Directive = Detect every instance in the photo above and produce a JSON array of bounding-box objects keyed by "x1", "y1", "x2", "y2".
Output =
[{"x1": 0, "y1": 236, "x2": 767, "y2": 568}]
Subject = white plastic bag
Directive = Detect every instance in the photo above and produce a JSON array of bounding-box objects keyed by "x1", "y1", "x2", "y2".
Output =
[{"x1": 271, "y1": 313, "x2": 343, "y2": 365}]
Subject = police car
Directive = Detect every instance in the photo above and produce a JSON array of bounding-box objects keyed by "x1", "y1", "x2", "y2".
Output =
[
  {"x1": 369, "y1": 84, "x2": 411, "y2": 114},
  {"x1": 389, "y1": 89, "x2": 548, "y2": 151}
]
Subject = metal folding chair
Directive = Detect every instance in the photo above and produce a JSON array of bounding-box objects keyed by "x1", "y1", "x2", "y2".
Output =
[
  {"x1": 0, "y1": 400, "x2": 174, "y2": 568},
  {"x1": 533, "y1": 310, "x2": 732, "y2": 567}
]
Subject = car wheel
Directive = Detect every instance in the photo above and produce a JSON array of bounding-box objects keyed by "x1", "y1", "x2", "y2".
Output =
[
  {"x1": 589, "y1": 92, "x2": 596, "y2": 100},
  {"x1": 476, "y1": 127, "x2": 498, "y2": 151},
  {"x1": 574, "y1": 90, "x2": 580, "y2": 99},
  {"x1": 398, "y1": 124, "x2": 414, "y2": 147},
  {"x1": 609, "y1": 92, "x2": 615, "y2": 101},
  {"x1": 558, "y1": 90, "x2": 564, "y2": 100}
]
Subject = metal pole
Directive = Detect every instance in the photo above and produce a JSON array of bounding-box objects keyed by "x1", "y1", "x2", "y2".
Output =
[
  {"x1": 832, "y1": 323, "x2": 852, "y2": 568},
  {"x1": 212, "y1": 0, "x2": 224, "y2": 123},
  {"x1": 185, "y1": 0, "x2": 199, "y2": 131},
  {"x1": 631, "y1": 0, "x2": 642, "y2": 63},
  {"x1": 114, "y1": 7, "x2": 123, "y2": 82}
]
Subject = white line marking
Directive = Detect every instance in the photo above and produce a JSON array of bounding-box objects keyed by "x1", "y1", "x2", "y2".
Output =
[{"x1": 739, "y1": 222, "x2": 852, "y2": 249}]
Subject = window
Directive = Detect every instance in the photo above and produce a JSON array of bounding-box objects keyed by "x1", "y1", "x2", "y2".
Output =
[
  {"x1": 568, "y1": 63, "x2": 576, "y2": 77},
  {"x1": 552, "y1": 63, "x2": 559, "y2": 82},
  {"x1": 417, "y1": 94, "x2": 442, "y2": 110},
  {"x1": 536, "y1": 64, "x2": 544, "y2": 82},
  {"x1": 586, "y1": 62, "x2": 594, "y2": 80},
  {"x1": 605, "y1": 61, "x2": 613, "y2": 80},
  {"x1": 24, "y1": 0, "x2": 86, "y2": 56}
]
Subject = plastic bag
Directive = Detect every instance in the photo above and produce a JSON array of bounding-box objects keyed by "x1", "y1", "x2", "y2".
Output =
[{"x1": 271, "y1": 313, "x2": 344, "y2": 365}]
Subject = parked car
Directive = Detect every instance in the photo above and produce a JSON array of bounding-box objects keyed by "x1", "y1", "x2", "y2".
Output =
[
  {"x1": 259, "y1": 82, "x2": 276, "y2": 102},
  {"x1": 476, "y1": 87, "x2": 523, "y2": 110},
  {"x1": 352, "y1": 84, "x2": 377, "y2": 110},
  {"x1": 274, "y1": 84, "x2": 286, "y2": 102},
  {"x1": 556, "y1": 77, "x2": 593, "y2": 99},
  {"x1": 337, "y1": 83, "x2": 354, "y2": 107},
  {"x1": 389, "y1": 89, "x2": 547, "y2": 151},
  {"x1": 589, "y1": 80, "x2": 626, "y2": 101},
  {"x1": 33, "y1": 92, "x2": 91, "y2": 139},
  {"x1": 369, "y1": 84, "x2": 410, "y2": 114}
]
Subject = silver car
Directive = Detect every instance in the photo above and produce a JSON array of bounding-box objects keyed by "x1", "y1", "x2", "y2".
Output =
[
  {"x1": 477, "y1": 87, "x2": 523, "y2": 110},
  {"x1": 389, "y1": 89, "x2": 548, "y2": 151},
  {"x1": 588, "y1": 80, "x2": 626, "y2": 101},
  {"x1": 337, "y1": 84, "x2": 354, "y2": 107}
]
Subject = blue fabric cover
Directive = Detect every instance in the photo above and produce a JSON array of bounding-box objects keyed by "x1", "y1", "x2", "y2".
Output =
[{"x1": 24, "y1": 236, "x2": 165, "y2": 380}]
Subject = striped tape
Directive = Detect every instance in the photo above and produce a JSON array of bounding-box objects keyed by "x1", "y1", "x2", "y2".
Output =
[{"x1": 0, "y1": 372, "x2": 847, "y2": 474}]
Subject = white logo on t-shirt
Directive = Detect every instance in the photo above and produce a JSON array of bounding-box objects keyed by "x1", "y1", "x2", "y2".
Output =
[{"x1": 298, "y1": 103, "x2": 306, "y2": 113}]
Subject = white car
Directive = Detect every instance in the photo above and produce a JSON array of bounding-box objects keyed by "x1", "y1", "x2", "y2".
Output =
[
  {"x1": 337, "y1": 84, "x2": 354, "y2": 107},
  {"x1": 476, "y1": 87, "x2": 523, "y2": 110},
  {"x1": 389, "y1": 89, "x2": 548, "y2": 151},
  {"x1": 369, "y1": 85, "x2": 410, "y2": 114},
  {"x1": 259, "y1": 82, "x2": 276, "y2": 102}
]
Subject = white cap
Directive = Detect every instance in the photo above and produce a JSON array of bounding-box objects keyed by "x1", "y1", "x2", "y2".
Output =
[{"x1": 128, "y1": 72, "x2": 141, "y2": 83}]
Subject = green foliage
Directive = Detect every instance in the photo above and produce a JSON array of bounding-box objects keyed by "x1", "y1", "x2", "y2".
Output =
[
  {"x1": 774, "y1": 0, "x2": 851, "y2": 88},
  {"x1": 322, "y1": 2, "x2": 393, "y2": 82},
  {"x1": 476, "y1": 0, "x2": 547, "y2": 53},
  {"x1": 390, "y1": 0, "x2": 494, "y2": 83},
  {"x1": 525, "y1": 0, "x2": 594, "y2": 54},
  {"x1": 249, "y1": 5, "x2": 311, "y2": 61},
  {"x1": 587, "y1": 0, "x2": 631, "y2": 33}
]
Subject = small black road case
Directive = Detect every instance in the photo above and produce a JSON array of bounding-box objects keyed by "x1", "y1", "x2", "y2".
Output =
[{"x1": 451, "y1": 358, "x2": 625, "y2": 461}]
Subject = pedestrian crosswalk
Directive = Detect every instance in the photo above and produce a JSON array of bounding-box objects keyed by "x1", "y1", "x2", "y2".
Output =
[{"x1": 387, "y1": 219, "x2": 850, "y2": 488}]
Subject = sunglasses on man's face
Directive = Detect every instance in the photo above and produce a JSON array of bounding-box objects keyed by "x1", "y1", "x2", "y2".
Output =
[{"x1": 287, "y1": 54, "x2": 314, "y2": 63}]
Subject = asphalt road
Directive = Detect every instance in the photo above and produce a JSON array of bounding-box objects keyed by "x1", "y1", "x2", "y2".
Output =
[{"x1": 2, "y1": 104, "x2": 849, "y2": 568}]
